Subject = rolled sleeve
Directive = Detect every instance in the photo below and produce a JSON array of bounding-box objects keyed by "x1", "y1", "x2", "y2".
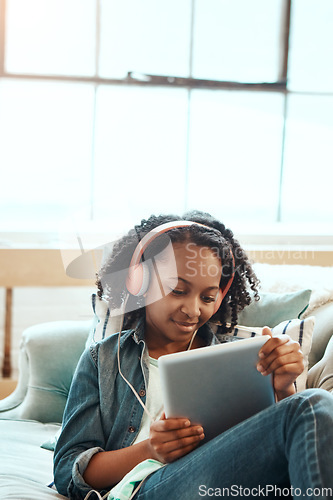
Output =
[{"x1": 68, "y1": 447, "x2": 104, "y2": 499}]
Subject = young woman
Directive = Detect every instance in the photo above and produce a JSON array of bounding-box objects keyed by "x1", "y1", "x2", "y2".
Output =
[{"x1": 54, "y1": 211, "x2": 333, "y2": 500}]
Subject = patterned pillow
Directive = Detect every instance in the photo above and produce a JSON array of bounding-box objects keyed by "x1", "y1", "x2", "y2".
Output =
[{"x1": 215, "y1": 317, "x2": 315, "y2": 392}]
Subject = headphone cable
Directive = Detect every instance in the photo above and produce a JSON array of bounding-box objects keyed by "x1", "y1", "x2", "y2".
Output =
[{"x1": 117, "y1": 293, "x2": 155, "y2": 423}]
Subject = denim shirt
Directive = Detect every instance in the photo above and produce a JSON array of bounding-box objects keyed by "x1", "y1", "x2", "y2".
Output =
[{"x1": 53, "y1": 320, "x2": 220, "y2": 499}]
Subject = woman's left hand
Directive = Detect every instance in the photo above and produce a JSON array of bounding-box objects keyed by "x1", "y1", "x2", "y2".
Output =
[{"x1": 257, "y1": 327, "x2": 304, "y2": 400}]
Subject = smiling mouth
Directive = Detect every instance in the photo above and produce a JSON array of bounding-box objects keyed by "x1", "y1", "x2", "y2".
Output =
[{"x1": 173, "y1": 320, "x2": 198, "y2": 328}]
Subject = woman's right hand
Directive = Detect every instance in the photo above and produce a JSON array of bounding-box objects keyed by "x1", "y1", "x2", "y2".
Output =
[{"x1": 148, "y1": 412, "x2": 205, "y2": 463}]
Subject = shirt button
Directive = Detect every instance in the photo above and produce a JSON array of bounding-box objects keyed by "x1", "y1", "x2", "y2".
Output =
[
  {"x1": 128, "y1": 426, "x2": 136, "y2": 433},
  {"x1": 139, "y1": 389, "x2": 146, "y2": 397}
]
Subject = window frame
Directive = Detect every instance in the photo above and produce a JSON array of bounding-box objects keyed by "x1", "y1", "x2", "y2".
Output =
[{"x1": 1, "y1": 0, "x2": 332, "y2": 244}]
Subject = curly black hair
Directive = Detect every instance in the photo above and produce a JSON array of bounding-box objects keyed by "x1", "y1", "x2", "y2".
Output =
[{"x1": 96, "y1": 210, "x2": 260, "y2": 333}]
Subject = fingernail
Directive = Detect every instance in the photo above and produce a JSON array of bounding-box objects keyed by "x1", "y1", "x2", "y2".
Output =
[
  {"x1": 257, "y1": 364, "x2": 264, "y2": 372},
  {"x1": 184, "y1": 420, "x2": 191, "y2": 427},
  {"x1": 259, "y1": 351, "x2": 265, "y2": 358}
]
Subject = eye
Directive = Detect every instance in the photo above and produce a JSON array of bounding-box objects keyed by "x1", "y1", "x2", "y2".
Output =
[
  {"x1": 170, "y1": 288, "x2": 186, "y2": 296},
  {"x1": 201, "y1": 296, "x2": 215, "y2": 304}
]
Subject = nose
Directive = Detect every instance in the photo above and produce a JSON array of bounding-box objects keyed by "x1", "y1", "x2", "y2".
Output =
[{"x1": 180, "y1": 295, "x2": 200, "y2": 319}]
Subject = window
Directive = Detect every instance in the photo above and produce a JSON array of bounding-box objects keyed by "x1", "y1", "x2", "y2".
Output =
[{"x1": 0, "y1": 0, "x2": 332, "y2": 236}]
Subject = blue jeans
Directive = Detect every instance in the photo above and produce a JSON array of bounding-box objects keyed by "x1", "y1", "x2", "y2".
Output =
[{"x1": 135, "y1": 389, "x2": 333, "y2": 500}]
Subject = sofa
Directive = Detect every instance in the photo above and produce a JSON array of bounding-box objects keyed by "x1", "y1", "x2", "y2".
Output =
[{"x1": 1, "y1": 263, "x2": 333, "y2": 500}]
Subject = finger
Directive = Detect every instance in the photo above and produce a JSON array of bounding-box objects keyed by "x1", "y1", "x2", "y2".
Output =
[
  {"x1": 152, "y1": 417, "x2": 191, "y2": 432},
  {"x1": 258, "y1": 342, "x2": 301, "y2": 373},
  {"x1": 262, "y1": 338, "x2": 301, "y2": 364},
  {"x1": 273, "y1": 360, "x2": 304, "y2": 377},
  {"x1": 154, "y1": 429, "x2": 205, "y2": 459},
  {"x1": 258, "y1": 327, "x2": 272, "y2": 358},
  {"x1": 151, "y1": 422, "x2": 204, "y2": 445},
  {"x1": 257, "y1": 338, "x2": 301, "y2": 371},
  {"x1": 166, "y1": 428, "x2": 205, "y2": 453},
  {"x1": 258, "y1": 351, "x2": 304, "y2": 376},
  {"x1": 164, "y1": 439, "x2": 204, "y2": 463},
  {"x1": 259, "y1": 335, "x2": 292, "y2": 359},
  {"x1": 262, "y1": 326, "x2": 272, "y2": 337}
]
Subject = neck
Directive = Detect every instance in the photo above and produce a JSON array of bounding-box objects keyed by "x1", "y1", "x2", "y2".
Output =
[{"x1": 146, "y1": 330, "x2": 205, "y2": 359}]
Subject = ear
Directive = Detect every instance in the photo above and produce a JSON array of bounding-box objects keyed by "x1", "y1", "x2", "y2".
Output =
[{"x1": 126, "y1": 262, "x2": 150, "y2": 296}]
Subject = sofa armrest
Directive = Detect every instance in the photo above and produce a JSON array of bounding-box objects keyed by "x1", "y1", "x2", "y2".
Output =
[
  {"x1": 0, "y1": 344, "x2": 29, "y2": 414},
  {"x1": 0, "y1": 320, "x2": 91, "y2": 423},
  {"x1": 308, "y1": 334, "x2": 333, "y2": 392},
  {"x1": 306, "y1": 302, "x2": 333, "y2": 392},
  {"x1": 307, "y1": 302, "x2": 333, "y2": 369}
]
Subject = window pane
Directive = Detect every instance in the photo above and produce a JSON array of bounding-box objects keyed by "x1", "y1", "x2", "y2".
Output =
[
  {"x1": 281, "y1": 95, "x2": 333, "y2": 223},
  {"x1": 93, "y1": 86, "x2": 188, "y2": 221},
  {"x1": 187, "y1": 90, "x2": 284, "y2": 223},
  {"x1": 5, "y1": 0, "x2": 96, "y2": 76},
  {"x1": 99, "y1": 0, "x2": 192, "y2": 78},
  {"x1": 0, "y1": 80, "x2": 95, "y2": 229},
  {"x1": 193, "y1": 0, "x2": 284, "y2": 82},
  {"x1": 288, "y1": 0, "x2": 333, "y2": 92}
]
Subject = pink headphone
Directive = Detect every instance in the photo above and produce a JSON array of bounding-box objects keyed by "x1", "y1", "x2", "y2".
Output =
[{"x1": 126, "y1": 220, "x2": 235, "y2": 314}]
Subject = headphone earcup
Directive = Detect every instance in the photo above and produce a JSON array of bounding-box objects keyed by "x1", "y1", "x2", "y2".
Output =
[
  {"x1": 126, "y1": 262, "x2": 150, "y2": 296},
  {"x1": 213, "y1": 288, "x2": 223, "y2": 314}
]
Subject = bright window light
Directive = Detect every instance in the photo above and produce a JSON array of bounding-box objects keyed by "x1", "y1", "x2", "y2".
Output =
[
  {"x1": 288, "y1": 0, "x2": 333, "y2": 92},
  {"x1": 93, "y1": 86, "x2": 189, "y2": 221},
  {"x1": 192, "y1": 0, "x2": 284, "y2": 82},
  {"x1": 187, "y1": 90, "x2": 284, "y2": 223},
  {"x1": 1, "y1": 0, "x2": 333, "y2": 237},
  {"x1": 0, "y1": 79, "x2": 95, "y2": 229},
  {"x1": 99, "y1": 0, "x2": 192, "y2": 78},
  {"x1": 281, "y1": 94, "x2": 333, "y2": 224},
  {"x1": 5, "y1": 0, "x2": 96, "y2": 76}
]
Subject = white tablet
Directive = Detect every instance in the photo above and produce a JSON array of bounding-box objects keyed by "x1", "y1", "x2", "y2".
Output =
[{"x1": 158, "y1": 335, "x2": 275, "y2": 442}]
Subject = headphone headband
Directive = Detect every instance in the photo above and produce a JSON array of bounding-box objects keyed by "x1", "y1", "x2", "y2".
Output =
[{"x1": 129, "y1": 220, "x2": 207, "y2": 269}]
